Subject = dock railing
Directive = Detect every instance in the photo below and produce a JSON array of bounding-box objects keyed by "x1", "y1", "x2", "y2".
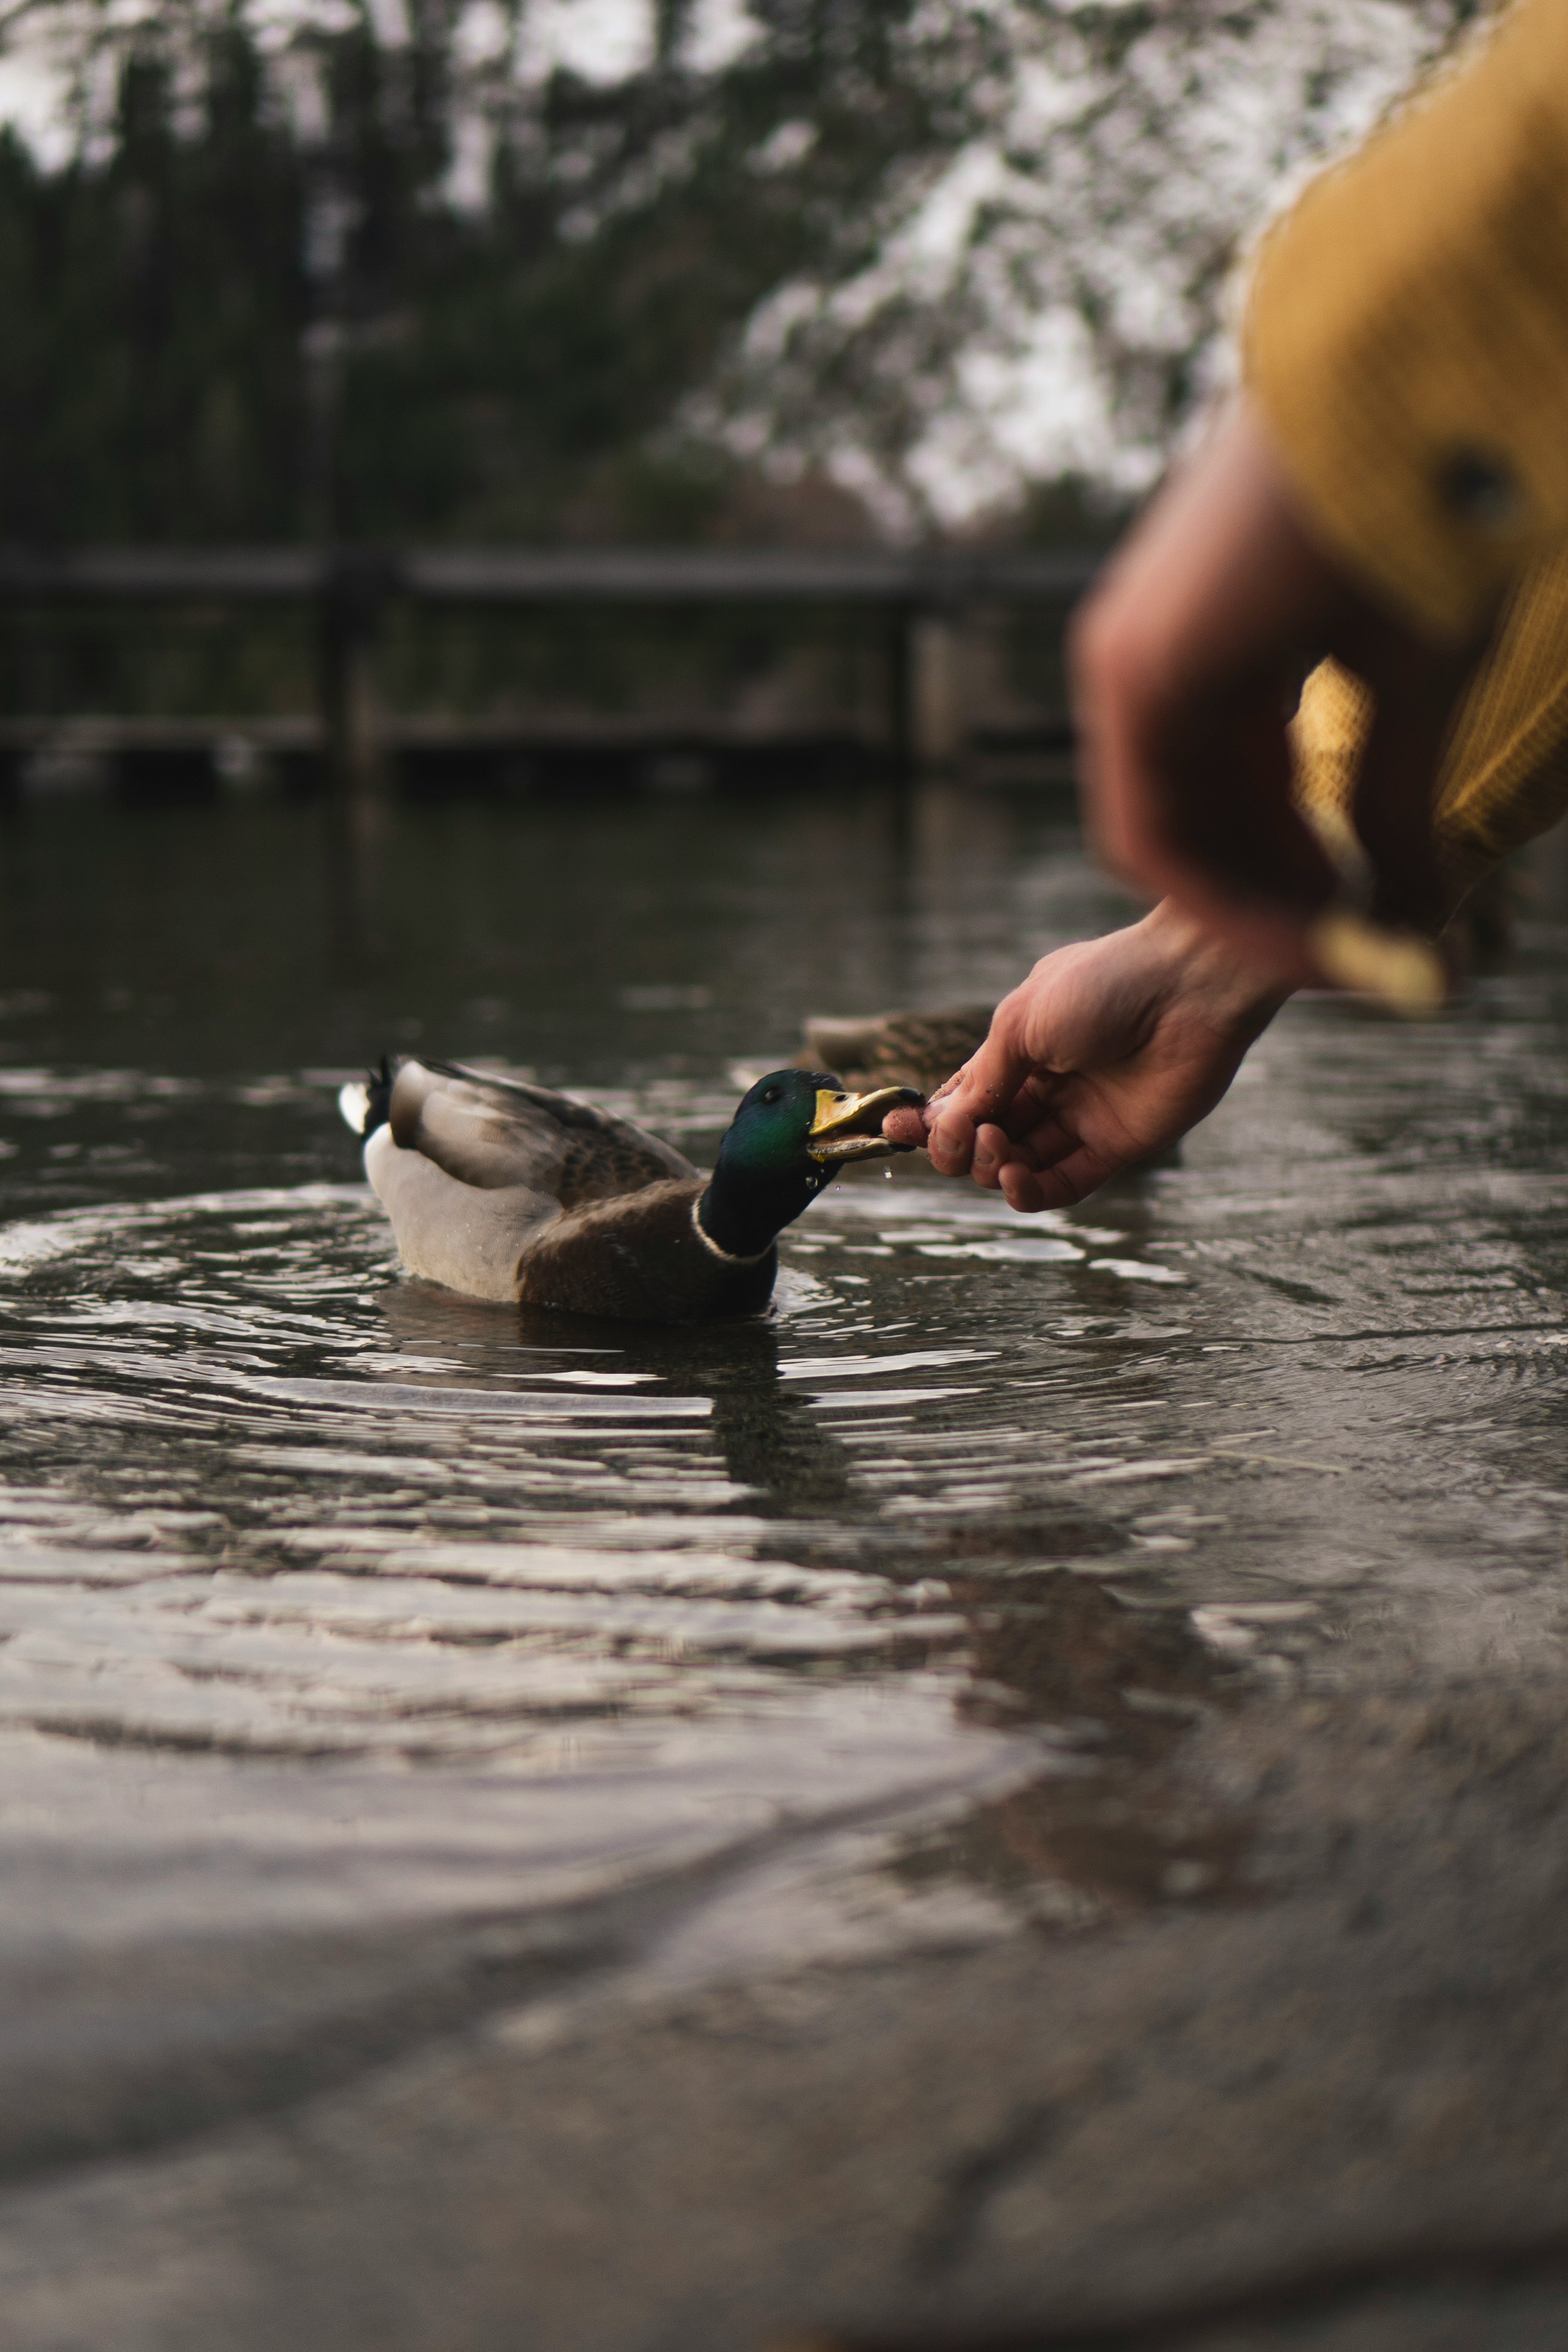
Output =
[{"x1": 0, "y1": 542, "x2": 1103, "y2": 847}]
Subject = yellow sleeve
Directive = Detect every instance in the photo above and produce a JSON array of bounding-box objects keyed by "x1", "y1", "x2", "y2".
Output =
[
  {"x1": 1291, "y1": 549, "x2": 1568, "y2": 923},
  {"x1": 1247, "y1": 0, "x2": 1568, "y2": 644}
]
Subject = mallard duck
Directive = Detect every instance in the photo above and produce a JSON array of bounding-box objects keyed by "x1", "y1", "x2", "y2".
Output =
[
  {"x1": 339, "y1": 1058, "x2": 923, "y2": 1320},
  {"x1": 796, "y1": 1005, "x2": 993, "y2": 1097}
]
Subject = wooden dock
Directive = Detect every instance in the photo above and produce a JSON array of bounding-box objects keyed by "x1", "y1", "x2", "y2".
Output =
[
  {"x1": 0, "y1": 541, "x2": 1102, "y2": 822},
  {"x1": 0, "y1": 543, "x2": 1100, "y2": 605}
]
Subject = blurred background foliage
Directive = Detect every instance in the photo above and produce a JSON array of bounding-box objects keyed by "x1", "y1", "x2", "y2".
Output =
[
  {"x1": 0, "y1": 0, "x2": 1476, "y2": 553},
  {"x1": 0, "y1": 0, "x2": 966, "y2": 546}
]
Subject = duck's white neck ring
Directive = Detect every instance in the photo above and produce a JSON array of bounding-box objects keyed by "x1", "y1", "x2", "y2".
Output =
[{"x1": 691, "y1": 1194, "x2": 772, "y2": 1265}]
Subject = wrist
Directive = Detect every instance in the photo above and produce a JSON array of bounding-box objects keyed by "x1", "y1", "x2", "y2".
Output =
[{"x1": 1137, "y1": 899, "x2": 1293, "y2": 1040}]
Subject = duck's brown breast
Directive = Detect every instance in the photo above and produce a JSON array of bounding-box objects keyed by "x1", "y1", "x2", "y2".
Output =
[{"x1": 513, "y1": 1180, "x2": 777, "y2": 1322}]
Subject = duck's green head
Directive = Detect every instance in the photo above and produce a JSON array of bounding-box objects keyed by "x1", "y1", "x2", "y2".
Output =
[{"x1": 699, "y1": 1069, "x2": 924, "y2": 1258}]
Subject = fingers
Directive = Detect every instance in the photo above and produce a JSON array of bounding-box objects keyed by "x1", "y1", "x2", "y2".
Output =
[
  {"x1": 1071, "y1": 403, "x2": 1355, "y2": 981},
  {"x1": 881, "y1": 1088, "x2": 1070, "y2": 1204},
  {"x1": 928, "y1": 1087, "x2": 994, "y2": 1163},
  {"x1": 1077, "y1": 629, "x2": 1337, "y2": 988},
  {"x1": 928, "y1": 1095, "x2": 1045, "y2": 1175},
  {"x1": 928, "y1": 1105, "x2": 977, "y2": 1175},
  {"x1": 972, "y1": 1122, "x2": 1004, "y2": 1172},
  {"x1": 880, "y1": 1104, "x2": 927, "y2": 1147},
  {"x1": 1074, "y1": 402, "x2": 1500, "y2": 991},
  {"x1": 998, "y1": 1145, "x2": 1108, "y2": 1213},
  {"x1": 927, "y1": 1037, "x2": 1040, "y2": 1170},
  {"x1": 886, "y1": 1095, "x2": 1046, "y2": 1179},
  {"x1": 943, "y1": 1116, "x2": 1113, "y2": 1212},
  {"x1": 883, "y1": 1098, "x2": 1070, "y2": 1206},
  {"x1": 969, "y1": 1122, "x2": 1015, "y2": 1188}
]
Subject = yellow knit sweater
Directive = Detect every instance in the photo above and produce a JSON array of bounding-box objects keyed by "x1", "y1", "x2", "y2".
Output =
[{"x1": 1245, "y1": 0, "x2": 1568, "y2": 923}]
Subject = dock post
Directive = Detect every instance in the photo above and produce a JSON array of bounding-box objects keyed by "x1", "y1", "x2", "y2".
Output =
[
  {"x1": 889, "y1": 601, "x2": 968, "y2": 779},
  {"x1": 910, "y1": 606, "x2": 967, "y2": 770},
  {"x1": 886, "y1": 601, "x2": 915, "y2": 781},
  {"x1": 320, "y1": 549, "x2": 391, "y2": 950}
]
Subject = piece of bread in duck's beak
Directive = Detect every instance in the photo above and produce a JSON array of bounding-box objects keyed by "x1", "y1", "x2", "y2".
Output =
[{"x1": 806, "y1": 1084, "x2": 925, "y2": 1162}]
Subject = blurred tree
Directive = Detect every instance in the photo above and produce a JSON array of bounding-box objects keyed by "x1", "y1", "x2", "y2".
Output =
[
  {"x1": 0, "y1": 0, "x2": 1478, "y2": 547},
  {"x1": 706, "y1": 0, "x2": 1482, "y2": 530}
]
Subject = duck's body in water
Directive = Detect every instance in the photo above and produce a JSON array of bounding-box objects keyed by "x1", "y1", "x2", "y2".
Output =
[{"x1": 340, "y1": 1059, "x2": 922, "y2": 1321}]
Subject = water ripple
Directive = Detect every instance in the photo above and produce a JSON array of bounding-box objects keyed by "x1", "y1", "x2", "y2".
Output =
[{"x1": 2, "y1": 809, "x2": 1568, "y2": 2025}]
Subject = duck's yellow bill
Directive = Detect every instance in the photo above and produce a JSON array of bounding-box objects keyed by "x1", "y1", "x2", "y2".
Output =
[{"x1": 807, "y1": 1084, "x2": 924, "y2": 1162}]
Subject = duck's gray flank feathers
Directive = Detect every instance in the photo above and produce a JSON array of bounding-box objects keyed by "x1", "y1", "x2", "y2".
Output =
[{"x1": 363, "y1": 1123, "x2": 553, "y2": 1301}]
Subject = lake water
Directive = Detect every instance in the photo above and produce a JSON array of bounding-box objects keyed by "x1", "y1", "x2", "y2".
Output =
[{"x1": 2, "y1": 780, "x2": 1568, "y2": 2169}]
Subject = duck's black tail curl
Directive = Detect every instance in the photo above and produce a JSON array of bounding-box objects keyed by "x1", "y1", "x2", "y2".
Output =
[{"x1": 363, "y1": 1054, "x2": 394, "y2": 1137}]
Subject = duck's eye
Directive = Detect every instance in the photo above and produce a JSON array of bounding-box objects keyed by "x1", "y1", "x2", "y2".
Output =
[{"x1": 760, "y1": 1086, "x2": 782, "y2": 1104}]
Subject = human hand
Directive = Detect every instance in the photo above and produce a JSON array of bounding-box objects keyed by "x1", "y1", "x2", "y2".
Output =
[
  {"x1": 1071, "y1": 399, "x2": 1491, "y2": 988},
  {"x1": 879, "y1": 900, "x2": 1286, "y2": 1210}
]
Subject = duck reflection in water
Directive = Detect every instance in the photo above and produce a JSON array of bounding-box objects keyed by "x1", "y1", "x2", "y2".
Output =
[
  {"x1": 378, "y1": 1255, "x2": 1257, "y2": 1900},
  {"x1": 375, "y1": 1278, "x2": 860, "y2": 1521},
  {"x1": 377, "y1": 1276, "x2": 1252, "y2": 1916}
]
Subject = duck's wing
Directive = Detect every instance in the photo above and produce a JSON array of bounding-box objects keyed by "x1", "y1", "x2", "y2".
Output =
[{"x1": 387, "y1": 1059, "x2": 699, "y2": 1203}]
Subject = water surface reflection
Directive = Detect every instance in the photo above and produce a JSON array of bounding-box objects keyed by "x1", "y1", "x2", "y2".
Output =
[{"x1": 0, "y1": 783, "x2": 1567, "y2": 2123}]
